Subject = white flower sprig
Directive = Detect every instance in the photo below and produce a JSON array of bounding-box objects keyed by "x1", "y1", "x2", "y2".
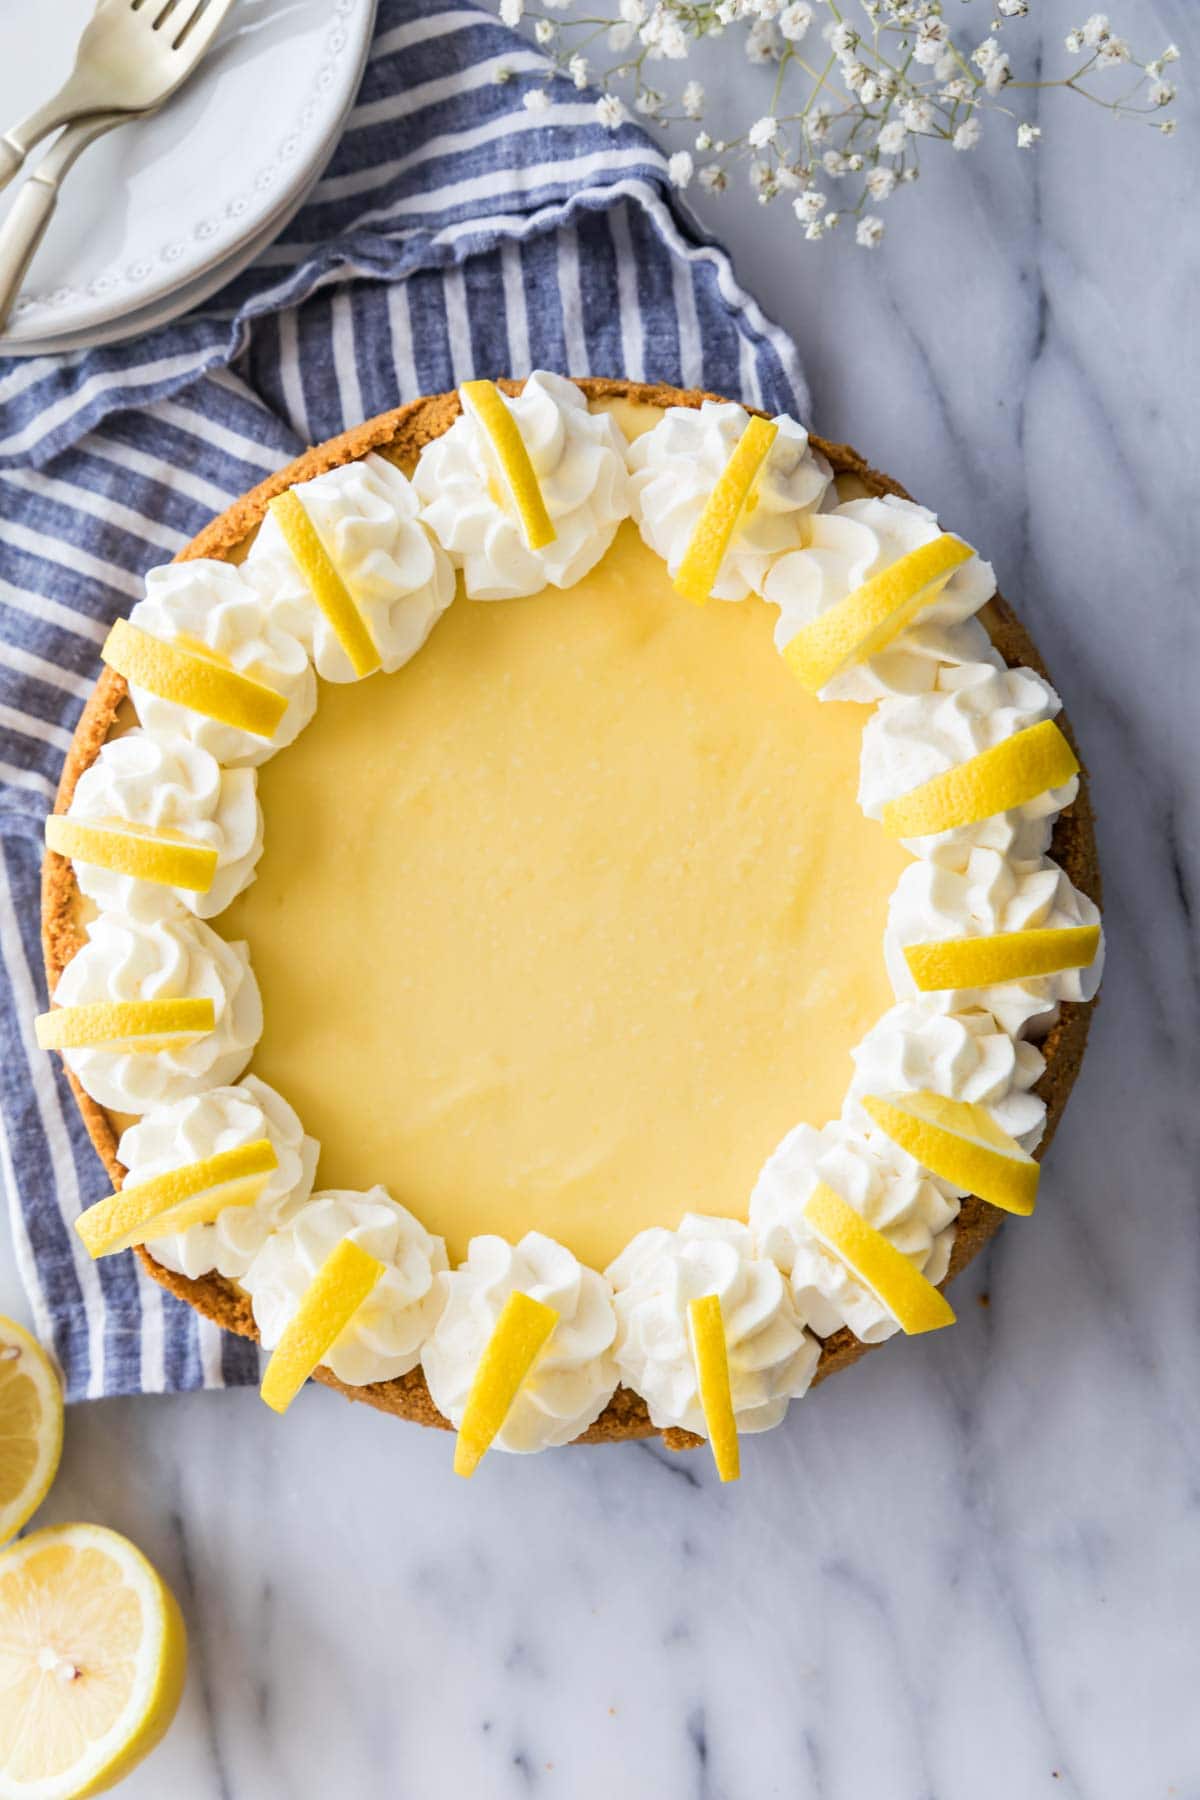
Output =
[{"x1": 495, "y1": 2, "x2": 1180, "y2": 247}]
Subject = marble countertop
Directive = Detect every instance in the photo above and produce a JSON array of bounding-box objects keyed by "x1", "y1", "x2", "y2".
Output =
[{"x1": 2, "y1": 14, "x2": 1198, "y2": 1796}]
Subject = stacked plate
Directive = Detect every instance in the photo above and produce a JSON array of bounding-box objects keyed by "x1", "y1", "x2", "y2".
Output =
[{"x1": 0, "y1": 0, "x2": 378, "y2": 357}]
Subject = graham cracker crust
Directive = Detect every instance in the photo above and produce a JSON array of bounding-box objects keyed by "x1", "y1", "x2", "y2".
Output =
[{"x1": 40, "y1": 378, "x2": 1101, "y2": 1450}]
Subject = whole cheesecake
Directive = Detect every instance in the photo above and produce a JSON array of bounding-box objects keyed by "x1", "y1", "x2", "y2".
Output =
[{"x1": 40, "y1": 375, "x2": 1102, "y2": 1463}]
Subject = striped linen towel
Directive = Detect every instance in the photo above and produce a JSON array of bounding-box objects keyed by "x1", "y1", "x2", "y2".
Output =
[{"x1": 0, "y1": 0, "x2": 806, "y2": 1402}]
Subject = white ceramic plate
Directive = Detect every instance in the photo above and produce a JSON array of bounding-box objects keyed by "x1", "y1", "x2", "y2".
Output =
[{"x1": 0, "y1": 0, "x2": 377, "y2": 355}]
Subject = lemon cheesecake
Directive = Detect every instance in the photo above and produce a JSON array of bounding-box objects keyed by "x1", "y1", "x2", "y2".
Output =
[{"x1": 40, "y1": 374, "x2": 1102, "y2": 1475}]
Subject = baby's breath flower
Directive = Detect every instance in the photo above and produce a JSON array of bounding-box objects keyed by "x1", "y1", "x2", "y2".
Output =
[
  {"x1": 793, "y1": 188, "x2": 826, "y2": 221},
  {"x1": 953, "y1": 114, "x2": 982, "y2": 151},
  {"x1": 534, "y1": 18, "x2": 557, "y2": 44},
  {"x1": 668, "y1": 149, "x2": 695, "y2": 187},
  {"x1": 749, "y1": 158, "x2": 774, "y2": 191},
  {"x1": 825, "y1": 22, "x2": 857, "y2": 55},
  {"x1": 1159, "y1": 118, "x2": 1177, "y2": 136},
  {"x1": 569, "y1": 53, "x2": 589, "y2": 87},
  {"x1": 699, "y1": 163, "x2": 728, "y2": 190},
  {"x1": 523, "y1": 85, "x2": 551, "y2": 112},
  {"x1": 1095, "y1": 36, "x2": 1129, "y2": 67},
  {"x1": 804, "y1": 220, "x2": 824, "y2": 240},
  {"x1": 997, "y1": 0, "x2": 1028, "y2": 15},
  {"x1": 973, "y1": 38, "x2": 1011, "y2": 92},
  {"x1": 865, "y1": 165, "x2": 896, "y2": 200},
  {"x1": 1081, "y1": 14, "x2": 1110, "y2": 48},
  {"x1": 808, "y1": 103, "x2": 833, "y2": 142},
  {"x1": 635, "y1": 86, "x2": 665, "y2": 113},
  {"x1": 859, "y1": 76, "x2": 880, "y2": 104},
  {"x1": 876, "y1": 119, "x2": 907, "y2": 155},
  {"x1": 695, "y1": 129, "x2": 713, "y2": 150},
  {"x1": 856, "y1": 214, "x2": 885, "y2": 248},
  {"x1": 748, "y1": 114, "x2": 779, "y2": 147},
  {"x1": 779, "y1": 1, "x2": 813, "y2": 41},
  {"x1": 745, "y1": 18, "x2": 780, "y2": 61},
  {"x1": 900, "y1": 97, "x2": 936, "y2": 133},
  {"x1": 682, "y1": 79, "x2": 705, "y2": 117},
  {"x1": 1162, "y1": 44, "x2": 1180, "y2": 64},
  {"x1": 1064, "y1": 31, "x2": 1082, "y2": 55},
  {"x1": 912, "y1": 19, "x2": 950, "y2": 64},
  {"x1": 1149, "y1": 77, "x2": 1177, "y2": 106},
  {"x1": 1017, "y1": 122, "x2": 1040, "y2": 147},
  {"x1": 822, "y1": 148, "x2": 849, "y2": 176},
  {"x1": 595, "y1": 93, "x2": 626, "y2": 128},
  {"x1": 823, "y1": 210, "x2": 840, "y2": 229},
  {"x1": 620, "y1": 0, "x2": 647, "y2": 24}
]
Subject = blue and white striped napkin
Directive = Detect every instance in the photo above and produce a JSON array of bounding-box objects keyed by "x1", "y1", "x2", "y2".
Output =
[{"x1": 0, "y1": 0, "x2": 806, "y2": 1402}]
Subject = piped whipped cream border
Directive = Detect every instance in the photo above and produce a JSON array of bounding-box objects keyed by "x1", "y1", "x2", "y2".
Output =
[{"x1": 44, "y1": 373, "x2": 1102, "y2": 1454}]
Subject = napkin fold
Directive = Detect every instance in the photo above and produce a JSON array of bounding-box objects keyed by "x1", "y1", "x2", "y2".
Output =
[{"x1": 0, "y1": 0, "x2": 805, "y2": 1400}]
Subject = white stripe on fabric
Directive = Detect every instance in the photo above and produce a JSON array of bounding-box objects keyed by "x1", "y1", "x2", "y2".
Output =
[
  {"x1": 500, "y1": 238, "x2": 530, "y2": 377},
  {"x1": 0, "y1": 577, "x2": 108, "y2": 647},
  {"x1": 607, "y1": 206, "x2": 644, "y2": 385},
  {"x1": 138, "y1": 1274, "x2": 165, "y2": 1395},
  {"x1": 340, "y1": 51, "x2": 547, "y2": 145},
  {"x1": 0, "y1": 641, "x2": 92, "y2": 701},
  {"x1": 198, "y1": 1315, "x2": 226, "y2": 1389},
  {"x1": 442, "y1": 265, "x2": 475, "y2": 383},
  {"x1": 276, "y1": 305, "x2": 311, "y2": 443},
  {"x1": 78, "y1": 433, "x2": 234, "y2": 517},
  {"x1": 0, "y1": 759, "x2": 55, "y2": 799},
  {"x1": 0, "y1": 349, "x2": 211, "y2": 460},
  {"x1": 331, "y1": 289, "x2": 365, "y2": 428},
  {"x1": 0, "y1": 703, "x2": 75, "y2": 755},
  {"x1": 671, "y1": 251, "x2": 703, "y2": 390},
  {"x1": 369, "y1": 7, "x2": 484, "y2": 62},
  {"x1": 385, "y1": 283, "x2": 418, "y2": 402},
  {"x1": 150, "y1": 399, "x2": 281, "y2": 475},
  {"x1": 2, "y1": 519, "x2": 143, "y2": 601},
  {"x1": 2, "y1": 467, "x2": 185, "y2": 558},
  {"x1": 555, "y1": 226, "x2": 588, "y2": 375}
]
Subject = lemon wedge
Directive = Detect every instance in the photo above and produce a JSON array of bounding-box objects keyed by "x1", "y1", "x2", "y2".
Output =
[
  {"x1": 784, "y1": 533, "x2": 974, "y2": 692},
  {"x1": 673, "y1": 415, "x2": 779, "y2": 606},
  {"x1": 103, "y1": 617, "x2": 287, "y2": 739},
  {"x1": 0, "y1": 1522, "x2": 187, "y2": 1800},
  {"x1": 45, "y1": 815, "x2": 218, "y2": 895},
  {"x1": 460, "y1": 379, "x2": 556, "y2": 551},
  {"x1": 687, "y1": 1294, "x2": 740, "y2": 1482},
  {"x1": 75, "y1": 1139, "x2": 279, "y2": 1260},
  {"x1": 267, "y1": 489, "x2": 381, "y2": 679},
  {"x1": 453, "y1": 1290, "x2": 558, "y2": 1477},
  {"x1": 803, "y1": 1181, "x2": 956, "y2": 1335},
  {"x1": 260, "y1": 1237, "x2": 386, "y2": 1415},
  {"x1": 881, "y1": 720, "x2": 1080, "y2": 839},
  {"x1": 0, "y1": 1316, "x2": 62, "y2": 1548},
  {"x1": 34, "y1": 998, "x2": 215, "y2": 1055},
  {"x1": 903, "y1": 924, "x2": 1101, "y2": 993},
  {"x1": 863, "y1": 1092, "x2": 1039, "y2": 1216}
]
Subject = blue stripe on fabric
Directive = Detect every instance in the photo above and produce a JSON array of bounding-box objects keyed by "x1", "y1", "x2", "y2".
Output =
[{"x1": 0, "y1": 0, "x2": 805, "y2": 1400}]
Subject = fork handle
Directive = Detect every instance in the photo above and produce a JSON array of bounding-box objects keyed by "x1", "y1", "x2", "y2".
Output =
[
  {"x1": 0, "y1": 115, "x2": 125, "y2": 332},
  {"x1": 0, "y1": 136, "x2": 25, "y2": 193}
]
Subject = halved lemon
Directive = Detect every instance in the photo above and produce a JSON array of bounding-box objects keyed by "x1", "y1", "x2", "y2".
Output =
[
  {"x1": 267, "y1": 489, "x2": 381, "y2": 679},
  {"x1": 803, "y1": 1181, "x2": 956, "y2": 1335},
  {"x1": 454, "y1": 1290, "x2": 558, "y2": 1478},
  {"x1": 260, "y1": 1237, "x2": 386, "y2": 1415},
  {"x1": 0, "y1": 1317, "x2": 62, "y2": 1548},
  {"x1": 45, "y1": 816, "x2": 218, "y2": 895},
  {"x1": 863, "y1": 1092, "x2": 1039, "y2": 1216},
  {"x1": 460, "y1": 380, "x2": 556, "y2": 552},
  {"x1": 881, "y1": 719, "x2": 1080, "y2": 839},
  {"x1": 686, "y1": 1295, "x2": 740, "y2": 1483},
  {"x1": 75, "y1": 1139, "x2": 279, "y2": 1259},
  {"x1": 784, "y1": 532, "x2": 973, "y2": 692},
  {"x1": 102, "y1": 618, "x2": 287, "y2": 740},
  {"x1": 34, "y1": 998, "x2": 216, "y2": 1056},
  {"x1": 0, "y1": 1522, "x2": 187, "y2": 1800},
  {"x1": 673, "y1": 414, "x2": 780, "y2": 606},
  {"x1": 903, "y1": 924, "x2": 1101, "y2": 993}
]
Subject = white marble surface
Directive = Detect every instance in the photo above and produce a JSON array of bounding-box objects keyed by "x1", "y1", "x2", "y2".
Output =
[{"x1": 3, "y1": 7, "x2": 1199, "y2": 1794}]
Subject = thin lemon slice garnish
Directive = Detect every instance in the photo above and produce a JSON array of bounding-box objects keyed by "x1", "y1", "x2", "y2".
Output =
[
  {"x1": 863, "y1": 1092, "x2": 1039, "y2": 1216},
  {"x1": 784, "y1": 532, "x2": 974, "y2": 692},
  {"x1": 460, "y1": 379, "x2": 557, "y2": 552},
  {"x1": 260, "y1": 1237, "x2": 386, "y2": 1415},
  {"x1": 45, "y1": 815, "x2": 219, "y2": 894},
  {"x1": 803, "y1": 1181, "x2": 956, "y2": 1335},
  {"x1": 687, "y1": 1294, "x2": 740, "y2": 1483},
  {"x1": 903, "y1": 924, "x2": 1101, "y2": 992},
  {"x1": 453, "y1": 1290, "x2": 558, "y2": 1478},
  {"x1": 673, "y1": 414, "x2": 780, "y2": 606},
  {"x1": 881, "y1": 719, "x2": 1080, "y2": 839},
  {"x1": 75, "y1": 1139, "x2": 279, "y2": 1260},
  {"x1": 267, "y1": 488, "x2": 381, "y2": 679},
  {"x1": 103, "y1": 617, "x2": 288, "y2": 739},
  {"x1": 0, "y1": 1316, "x2": 63, "y2": 1547},
  {"x1": 0, "y1": 1522, "x2": 187, "y2": 1800},
  {"x1": 34, "y1": 997, "x2": 216, "y2": 1055}
]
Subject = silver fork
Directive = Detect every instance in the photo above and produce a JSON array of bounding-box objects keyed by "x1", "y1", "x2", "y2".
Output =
[{"x1": 0, "y1": 0, "x2": 235, "y2": 194}]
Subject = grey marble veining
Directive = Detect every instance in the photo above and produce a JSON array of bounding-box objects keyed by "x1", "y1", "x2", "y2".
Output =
[{"x1": 2, "y1": 7, "x2": 1199, "y2": 1794}]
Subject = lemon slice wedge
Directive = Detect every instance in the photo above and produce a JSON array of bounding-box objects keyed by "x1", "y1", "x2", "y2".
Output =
[
  {"x1": 0, "y1": 1522, "x2": 187, "y2": 1799},
  {"x1": 103, "y1": 617, "x2": 288, "y2": 739},
  {"x1": 453, "y1": 1290, "x2": 558, "y2": 1477},
  {"x1": 267, "y1": 489, "x2": 381, "y2": 679},
  {"x1": 903, "y1": 924, "x2": 1101, "y2": 992},
  {"x1": 260, "y1": 1237, "x2": 386, "y2": 1415},
  {"x1": 45, "y1": 815, "x2": 219, "y2": 894},
  {"x1": 881, "y1": 719, "x2": 1080, "y2": 839},
  {"x1": 35, "y1": 997, "x2": 216, "y2": 1055},
  {"x1": 0, "y1": 1316, "x2": 63, "y2": 1547},
  {"x1": 461, "y1": 379, "x2": 557, "y2": 552},
  {"x1": 687, "y1": 1294, "x2": 740, "y2": 1482},
  {"x1": 673, "y1": 415, "x2": 780, "y2": 606},
  {"x1": 784, "y1": 533, "x2": 974, "y2": 692},
  {"x1": 863, "y1": 1092, "x2": 1039, "y2": 1216},
  {"x1": 75, "y1": 1139, "x2": 279, "y2": 1260},
  {"x1": 803, "y1": 1181, "x2": 956, "y2": 1335}
]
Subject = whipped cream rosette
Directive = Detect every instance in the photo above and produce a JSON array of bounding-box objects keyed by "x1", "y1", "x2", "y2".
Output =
[
  {"x1": 860, "y1": 662, "x2": 1080, "y2": 865},
  {"x1": 245, "y1": 452, "x2": 454, "y2": 682},
  {"x1": 750, "y1": 1121, "x2": 959, "y2": 1343},
  {"x1": 884, "y1": 849, "x2": 1104, "y2": 1035},
  {"x1": 61, "y1": 729, "x2": 262, "y2": 921},
  {"x1": 844, "y1": 1000, "x2": 1046, "y2": 1151},
  {"x1": 606, "y1": 1214, "x2": 819, "y2": 1437},
  {"x1": 242, "y1": 1189, "x2": 448, "y2": 1386},
  {"x1": 124, "y1": 560, "x2": 316, "y2": 767},
  {"x1": 413, "y1": 371, "x2": 630, "y2": 600},
  {"x1": 628, "y1": 399, "x2": 831, "y2": 600},
  {"x1": 49, "y1": 912, "x2": 261, "y2": 1113},
  {"x1": 765, "y1": 494, "x2": 997, "y2": 701},
  {"x1": 422, "y1": 1231, "x2": 619, "y2": 1452},
  {"x1": 121, "y1": 1077, "x2": 318, "y2": 1282}
]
